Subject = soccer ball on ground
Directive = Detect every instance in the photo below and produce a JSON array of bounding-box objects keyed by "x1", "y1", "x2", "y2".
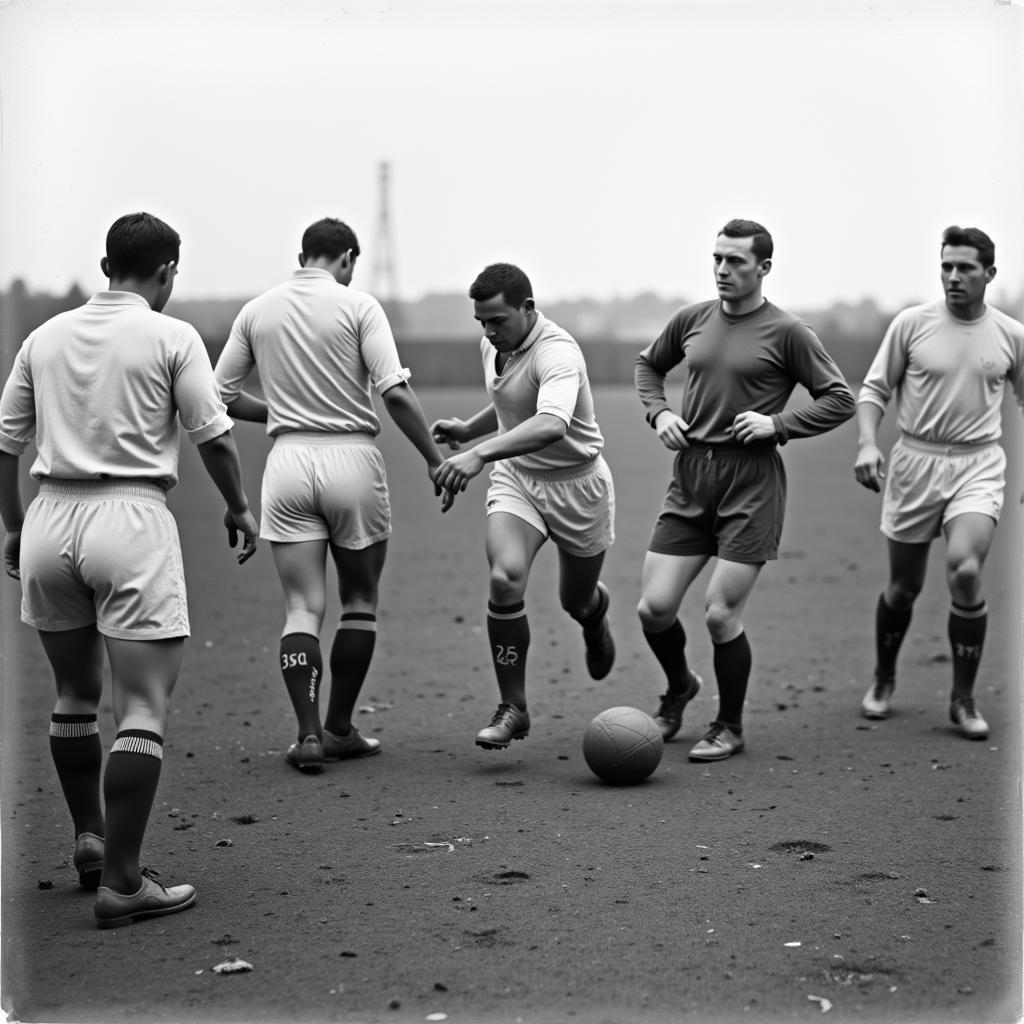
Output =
[{"x1": 582, "y1": 706, "x2": 664, "y2": 785}]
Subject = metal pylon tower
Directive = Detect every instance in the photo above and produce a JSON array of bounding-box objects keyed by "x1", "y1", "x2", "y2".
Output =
[{"x1": 371, "y1": 161, "x2": 399, "y2": 305}]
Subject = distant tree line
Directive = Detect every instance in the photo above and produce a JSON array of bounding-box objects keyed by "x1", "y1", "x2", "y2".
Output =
[{"x1": 3, "y1": 278, "x2": 1022, "y2": 366}]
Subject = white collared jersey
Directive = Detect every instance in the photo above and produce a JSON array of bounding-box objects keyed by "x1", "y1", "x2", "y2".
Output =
[
  {"x1": 215, "y1": 268, "x2": 410, "y2": 437},
  {"x1": 0, "y1": 292, "x2": 232, "y2": 489},
  {"x1": 859, "y1": 301, "x2": 1024, "y2": 445},
  {"x1": 483, "y1": 312, "x2": 604, "y2": 472}
]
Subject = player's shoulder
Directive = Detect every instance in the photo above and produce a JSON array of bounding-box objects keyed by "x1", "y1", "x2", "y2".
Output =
[
  {"x1": 535, "y1": 314, "x2": 578, "y2": 347},
  {"x1": 667, "y1": 298, "x2": 718, "y2": 327},
  {"x1": 889, "y1": 301, "x2": 940, "y2": 332},
  {"x1": 987, "y1": 304, "x2": 1024, "y2": 338}
]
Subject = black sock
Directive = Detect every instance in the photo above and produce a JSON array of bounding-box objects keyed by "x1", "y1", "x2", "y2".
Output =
[
  {"x1": 643, "y1": 620, "x2": 692, "y2": 694},
  {"x1": 325, "y1": 613, "x2": 377, "y2": 735},
  {"x1": 713, "y1": 632, "x2": 752, "y2": 731},
  {"x1": 102, "y1": 730, "x2": 163, "y2": 893},
  {"x1": 875, "y1": 593, "x2": 912, "y2": 681},
  {"x1": 949, "y1": 601, "x2": 987, "y2": 698},
  {"x1": 487, "y1": 601, "x2": 529, "y2": 710},
  {"x1": 49, "y1": 713, "x2": 104, "y2": 838},
  {"x1": 279, "y1": 632, "x2": 323, "y2": 740}
]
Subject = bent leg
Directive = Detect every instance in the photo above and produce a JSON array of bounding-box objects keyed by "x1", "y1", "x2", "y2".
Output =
[
  {"x1": 638, "y1": 552, "x2": 709, "y2": 692},
  {"x1": 101, "y1": 636, "x2": 185, "y2": 894},
  {"x1": 557, "y1": 547, "x2": 616, "y2": 680},
  {"x1": 271, "y1": 540, "x2": 329, "y2": 741},
  {"x1": 39, "y1": 626, "x2": 106, "y2": 843},
  {"x1": 944, "y1": 513, "x2": 996, "y2": 702},
  {"x1": 704, "y1": 559, "x2": 762, "y2": 731},
  {"x1": 324, "y1": 540, "x2": 387, "y2": 737},
  {"x1": 876, "y1": 539, "x2": 930, "y2": 681}
]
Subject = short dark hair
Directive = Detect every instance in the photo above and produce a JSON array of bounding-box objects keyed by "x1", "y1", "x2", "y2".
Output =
[
  {"x1": 105, "y1": 213, "x2": 180, "y2": 280},
  {"x1": 720, "y1": 218, "x2": 773, "y2": 261},
  {"x1": 941, "y1": 225, "x2": 995, "y2": 268},
  {"x1": 301, "y1": 218, "x2": 361, "y2": 261},
  {"x1": 468, "y1": 263, "x2": 533, "y2": 308}
]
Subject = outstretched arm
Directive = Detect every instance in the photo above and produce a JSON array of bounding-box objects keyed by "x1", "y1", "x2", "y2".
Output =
[
  {"x1": 433, "y1": 412, "x2": 567, "y2": 493},
  {"x1": 0, "y1": 451, "x2": 25, "y2": 579},
  {"x1": 196, "y1": 431, "x2": 259, "y2": 563},
  {"x1": 431, "y1": 404, "x2": 499, "y2": 450},
  {"x1": 382, "y1": 382, "x2": 455, "y2": 511}
]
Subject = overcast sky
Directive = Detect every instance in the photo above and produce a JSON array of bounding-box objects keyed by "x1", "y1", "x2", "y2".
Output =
[{"x1": 1, "y1": 0, "x2": 1021, "y2": 311}]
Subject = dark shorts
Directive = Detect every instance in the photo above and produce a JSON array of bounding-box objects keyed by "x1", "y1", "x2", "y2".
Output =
[{"x1": 648, "y1": 443, "x2": 786, "y2": 563}]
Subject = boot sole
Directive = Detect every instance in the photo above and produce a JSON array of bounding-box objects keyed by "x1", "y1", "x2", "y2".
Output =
[{"x1": 96, "y1": 891, "x2": 197, "y2": 929}]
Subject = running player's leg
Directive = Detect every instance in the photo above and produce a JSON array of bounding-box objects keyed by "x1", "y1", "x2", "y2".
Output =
[
  {"x1": 100, "y1": 636, "x2": 184, "y2": 895},
  {"x1": 322, "y1": 539, "x2": 387, "y2": 758},
  {"x1": 943, "y1": 512, "x2": 996, "y2": 738},
  {"x1": 271, "y1": 539, "x2": 329, "y2": 753},
  {"x1": 688, "y1": 558, "x2": 761, "y2": 761},
  {"x1": 638, "y1": 552, "x2": 709, "y2": 739},
  {"x1": 558, "y1": 548, "x2": 615, "y2": 677},
  {"x1": 476, "y1": 512, "x2": 546, "y2": 748},
  {"x1": 863, "y1": 539, "x2": 930, "y2": 719},
  {"x1": 39, "y1": 626, "x2": 106, "y2": 887}
]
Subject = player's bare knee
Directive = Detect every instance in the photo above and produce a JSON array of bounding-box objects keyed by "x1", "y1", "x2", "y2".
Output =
[
  {"x1": 947, "y1": 557, "x2": 983, "y2": 602},
  {"x1": 704, "y1": 602, "x2": 738, "y2": 642},
  {"x1": 489, "y1": 564, "x2": 528, "y2": 604},
  {"x1": 637, "y1": 596, "x2": 672, "y2": 632}
]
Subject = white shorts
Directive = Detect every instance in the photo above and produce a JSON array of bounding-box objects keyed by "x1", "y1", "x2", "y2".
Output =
[
  {"x1": 485, "y1": 455, "x2": 615, "y2": 558},
  {"x1": 261, "y1": 432, "x2": 391, "y2": 549},
  {"x1": 881, "y1": 436, "x2": 1005, "y2": 543},
  {"x1": 20, "y1": 480, "x2": 189, "y2": 639}
]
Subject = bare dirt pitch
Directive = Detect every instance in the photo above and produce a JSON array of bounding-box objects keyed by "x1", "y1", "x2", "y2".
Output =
[{"x1": 2, "y1": 388, "x2": 1021, "y2": 1024}]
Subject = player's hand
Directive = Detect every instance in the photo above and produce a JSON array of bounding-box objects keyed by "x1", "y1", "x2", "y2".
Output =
[
  {"x1": 433, "y1": 449, "x2": 485, "y2": 493},
  {"x1": 853, "y1": 443, "x2": 886, "y2": 492},
  {"x1": 428, "y1": 463, "x2": 457, "y2": 513},
  {"x1": 728, "y1": 411, "x2": 776, "y2": 444},
  {"x1": 223, "y1": 507, "x2": 259, "y2": 564},
  {"x1": 3, "y1": 529, "x2": 21, "y2": 580},
  {"x1": 654, "y1": 410, "x2": 690, "y2": 450},
  {"x1": 431, "y1": 418, "x2": 468, "y2": 451}
]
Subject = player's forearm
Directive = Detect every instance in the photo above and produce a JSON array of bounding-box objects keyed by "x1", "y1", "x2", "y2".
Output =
[
  {"x1": 856, "y1": 401, "x2": 885, "y2": 447},
  {"x1": 0, "y1": 452, "x2": 25, "y2": 532},
  {"x1": 462, "y1": 404, "x2": 499, "y2": 441},
  {"x1": 635, "y1": 355, "x2": 673, "y2": 426},
  {"x1": 775, "y1": 383, "x2": 856, "y2": 441},
  {"x1": 196, "y1": 432, "x2": 251, "y2": 514},
  {"x1": 383, "y1": 384, "x2": 446, "y2": 467},
  {"x1": 225, "y1": 392, "x2": 268, "y2": 423},
  {"x1": 473, "y1": 413, "x2": 567, "y2": 463}
]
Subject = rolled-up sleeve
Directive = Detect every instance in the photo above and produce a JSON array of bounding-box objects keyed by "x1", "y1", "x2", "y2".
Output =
[
  {"x1": 0, "y1": 344, "x2": 36, "y2": 455},
  {"x1": 173, "y1": 329, "x2": 234, "y2": 444},
  {"x1": 359, "y1": 298, "x2": 411, "y2": 394}
]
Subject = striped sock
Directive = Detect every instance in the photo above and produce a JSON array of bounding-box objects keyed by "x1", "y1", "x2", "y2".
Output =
[
  {"x1": 487, "y1": 601, "x2": 529, "y2": 710},
  {"x1": 280, "y1": 632, "x2": 323, "y2": 740},
  {"x1": 102, "y1": 729, "x2": 164, "y2": 893},
  {"x1": 49, "y1": 713, "x2": 104, "y2": 838},
  {"x1": 325, "y1": 613, "x2": 378, "y2": 735},
  {"x1": 949, "y1": 601, "x2": 987, "y2": 698}
]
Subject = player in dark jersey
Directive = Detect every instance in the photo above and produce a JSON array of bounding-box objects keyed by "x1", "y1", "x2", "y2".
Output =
[{"x1": 634, "y1": 219, "x2": 855, "y2": 761}]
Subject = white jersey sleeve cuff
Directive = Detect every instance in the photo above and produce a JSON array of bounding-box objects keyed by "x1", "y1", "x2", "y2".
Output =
[{"x1": 375, "y1": 367, "x2": 413, "y2": 394}]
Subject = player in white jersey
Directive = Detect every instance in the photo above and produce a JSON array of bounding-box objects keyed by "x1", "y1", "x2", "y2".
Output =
[
  {"x1": 0, "y1": 213, "x2": 258, "y2": 928},
  {"x1": 214, "y1": 218, "x2": 452, "y2": 772},
  {"x1": 854, "y1": 225, "x2": 1024, "y2": 739},
  {"x1": 431, "y1": 263, "x2": 615, "y2": 749}
]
